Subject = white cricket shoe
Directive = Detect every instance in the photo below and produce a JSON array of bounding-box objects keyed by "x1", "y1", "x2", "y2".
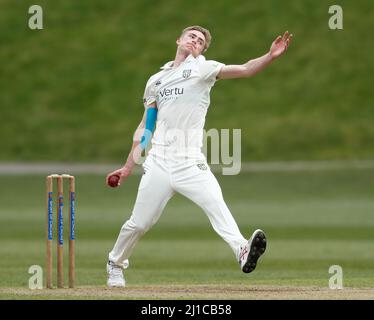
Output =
[
  {"x1": 107, "y1": 261, "x2": 125, "y2": 287},
  {"x1": 239, "y1": 229, "x2": 267, "y2": 273}
]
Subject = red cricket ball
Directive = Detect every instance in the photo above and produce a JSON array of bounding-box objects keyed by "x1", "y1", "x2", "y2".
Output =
[{"x1": 108, "y1": 174, "x2": 120, "y2": 188}]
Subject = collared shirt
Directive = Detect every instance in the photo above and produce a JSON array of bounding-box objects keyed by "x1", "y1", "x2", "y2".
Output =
[{"x1": 143, "y1": 54, "x2": 225, "y2": 159}]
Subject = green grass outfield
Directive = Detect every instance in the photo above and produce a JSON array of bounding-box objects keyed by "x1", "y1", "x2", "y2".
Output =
[
  {"x1": 1, "y1": 0, "x2": 374, "y2": 161},
  {"x1": 0, "y1": 167, "x2": 374, "y2": 299}
]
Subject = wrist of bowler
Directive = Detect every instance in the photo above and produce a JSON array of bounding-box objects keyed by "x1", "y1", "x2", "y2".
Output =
[{"x1": 118, "y1": 167, "x2": 131, "y2": 181}]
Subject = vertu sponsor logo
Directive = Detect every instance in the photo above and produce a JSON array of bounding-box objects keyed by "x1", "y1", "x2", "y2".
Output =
[{"x1": 158, "y1": 87, "x2": 184, "y2": 98}]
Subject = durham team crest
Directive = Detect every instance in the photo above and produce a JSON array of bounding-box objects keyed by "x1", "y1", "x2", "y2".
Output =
[{"x1": 182, "y1": 69, "x2": 192, "y2": 79}]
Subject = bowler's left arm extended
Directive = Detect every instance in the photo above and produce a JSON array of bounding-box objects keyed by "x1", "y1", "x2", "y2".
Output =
[{"x1": 218, "y1": 31, "x2": 293, "y2": 80}]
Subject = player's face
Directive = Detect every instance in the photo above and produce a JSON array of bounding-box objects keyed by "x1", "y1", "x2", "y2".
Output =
[{"x1": 177, "y1": 30, "x2": 206, "y2": 57}]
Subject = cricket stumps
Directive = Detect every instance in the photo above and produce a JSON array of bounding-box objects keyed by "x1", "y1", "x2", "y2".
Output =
[{"x1": 46, "y1": 174, "x2": 75, "y2": 289}]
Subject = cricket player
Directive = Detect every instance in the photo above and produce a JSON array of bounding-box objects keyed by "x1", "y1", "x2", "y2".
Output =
[{"x1": 106, "y1": 26, "x2": 292, "y2": 287}]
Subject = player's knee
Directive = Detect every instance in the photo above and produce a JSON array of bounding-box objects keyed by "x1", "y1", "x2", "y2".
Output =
[
  {"x1": 206, "y1": 195, "x2": 224, "y2": 207},
  {"x1": 134, "y1": 223, "x2": 150, "y2": 235},
  {"x1": 124, "y1": 219, "x2": 150, "y2": 235}
]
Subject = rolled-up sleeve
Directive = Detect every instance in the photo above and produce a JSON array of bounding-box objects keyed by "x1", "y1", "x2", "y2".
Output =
[{"x1": 200, "y1": 60, "x2": 225, "y2": 85}]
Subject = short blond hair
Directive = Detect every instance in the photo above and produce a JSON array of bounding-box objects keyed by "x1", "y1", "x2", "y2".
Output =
[{"x1": 180, "y1": 26, "x2": 212, "y2": 52}]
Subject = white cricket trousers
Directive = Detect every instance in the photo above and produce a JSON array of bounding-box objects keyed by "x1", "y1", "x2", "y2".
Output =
[{"x1": 108, "y1": 154, "x2": 247, "y2": 268}]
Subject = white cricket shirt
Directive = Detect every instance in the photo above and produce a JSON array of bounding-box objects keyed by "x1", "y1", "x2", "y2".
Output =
[{"x1": 143, "y1": 54, "x2": 225, "y2": 159}]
